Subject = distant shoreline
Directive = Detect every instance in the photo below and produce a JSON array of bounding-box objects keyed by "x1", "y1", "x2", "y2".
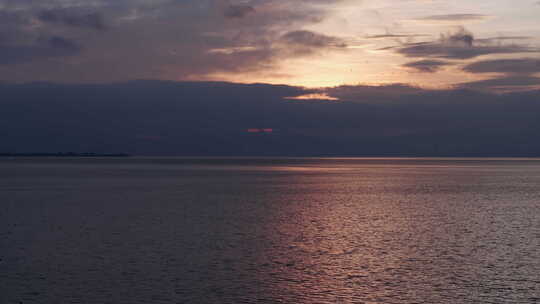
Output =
[
  {"x1": 0, "y1": 153, "x2": 130, "y2": 157},
  {"x1": 2, "y1": 154, "x2": 539, "y2": 159}
]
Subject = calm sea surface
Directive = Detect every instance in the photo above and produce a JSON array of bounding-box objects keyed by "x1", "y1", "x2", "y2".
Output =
[{"x1": 1, "y1": 158, "x2": 539, "y2": 304}]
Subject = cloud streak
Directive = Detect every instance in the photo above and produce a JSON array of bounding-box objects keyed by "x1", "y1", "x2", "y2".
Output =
[
  {"x1": 396, "y1": 28, "x2": 535, "y2": 60},
  {"x1": 458, "y1": 75, "x2": 540, "y2": 92},
  {"x1": 463, "y1": 58, "x2": 540, "y2": 75},
  {"x1": 413, "y1": 14, "x2": 492, "y2": 23},
  {"x1": 403, "y1": 59, "x2": 453, "y2": 73},
  {"x1": 460, "y1": 58, "x2": 540, "y2": 91},
  {"x1": 281, "y1": 30, "x2": 346, "y2": 48}
]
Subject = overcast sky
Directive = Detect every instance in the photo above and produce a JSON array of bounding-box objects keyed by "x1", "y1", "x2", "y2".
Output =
[{"x1": 1, "y1": 0, "x2": 539, "y2": 91}]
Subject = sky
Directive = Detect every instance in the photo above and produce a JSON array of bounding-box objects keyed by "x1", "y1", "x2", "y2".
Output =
[
  {"x1": 2, "y1": 1, "x2": 540, "y2": 156},
  {"x1": 1, "y1": 0, "x2": 539, "y2": 91}
]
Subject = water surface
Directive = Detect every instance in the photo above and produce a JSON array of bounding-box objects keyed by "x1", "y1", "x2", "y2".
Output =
[{"x1": 1, "y1": 158, "x2": 539, "y2": 303}]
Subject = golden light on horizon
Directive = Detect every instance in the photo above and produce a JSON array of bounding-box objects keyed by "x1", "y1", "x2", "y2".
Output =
[{"x1": 285, "y1": 93, "x2": 339, "y2": 101}]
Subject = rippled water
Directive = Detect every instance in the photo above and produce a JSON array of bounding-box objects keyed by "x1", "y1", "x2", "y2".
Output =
[{"x1": 1, "y1": 158, "x2": 539, "y2": 304}]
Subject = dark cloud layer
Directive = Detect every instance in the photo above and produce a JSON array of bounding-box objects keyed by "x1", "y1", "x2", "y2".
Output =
[
  {"x1": 323, "y1": 84, "x2": 425, "y2": 101},
  {"x1": 2, "y1": 81, "x2": 540, "y2": 156}
]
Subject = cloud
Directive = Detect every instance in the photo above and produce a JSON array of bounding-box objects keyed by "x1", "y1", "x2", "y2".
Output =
[
  {"x1": 463, "y1": 58, "x2": 540, "y2": 75},
  {"x1": 458, "y1": 75, "x2": 540, "y2": 92},
  {"x1": 398, "y1": 43, "x2": 532, "y2": 59},
  {"x1": 366, "y1": 34, "x2": 427, "y2": 39},
  {"x1": 37, "y1": 9, "x2": 107, "y2": 30},
  {"x1": 403, "y1": 59, "x2": 453, "y2": 73},
  {"x1": 413, "y1": 14, "x2": 491, "y2": 23},
  {"x1": 323, "y1": 83, "x2": 425, "y2": 101},
  {"x1": 0, "y1": 0, "x2": 348, "y2": 82},
  {"x1": 0, "y1": 36, "x2": 82, "y2": 65},
  {"x1": 2, "y1": 80, "x2": 540, "y2": 156},
  {"x1": 280, "y1": 30, "x2": 347, "y2": 48},
  {"x1": 444, "y1": 28, "x2": 474, "y2": 47},
  {"x1": 396, "y1": 28, "x2": 535, "y2": 60},
  {"x1": 460, "y1": 58, "x2": 540, "y2": 92},
  {"x1": 224, "y1": 5, "x2": 256, "y2": 19},
  {"x1": 476, "y1": 36, "x2": 533, "y2": 43},
  {"x1": 275, "y1": 30, "x2": 347, "y2": 58},
  {"x1": 196, "y1": 30, "x2": 347, "y2": 75}
]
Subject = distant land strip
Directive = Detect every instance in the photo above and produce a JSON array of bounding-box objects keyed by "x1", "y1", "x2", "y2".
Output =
[{"x1": 0, "y1": 152, "x2": 130, "y2": 157}]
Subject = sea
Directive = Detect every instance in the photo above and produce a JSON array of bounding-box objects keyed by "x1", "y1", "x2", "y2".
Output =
[{"x1": 1, "y1": 157, "x2": 539, "y2": 304}]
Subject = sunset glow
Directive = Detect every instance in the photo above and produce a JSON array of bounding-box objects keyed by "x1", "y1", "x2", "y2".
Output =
[
  {"x1": 0, "y1": 0, "x2": 538, "y2": 91},
  {"x1": 286, "y1": 93, "x2": 339, "y2": 101}
]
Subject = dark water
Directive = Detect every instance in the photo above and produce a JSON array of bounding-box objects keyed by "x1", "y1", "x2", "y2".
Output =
[{"x1": 1, "y1": 158, "x2": 539, "y2": 304}]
